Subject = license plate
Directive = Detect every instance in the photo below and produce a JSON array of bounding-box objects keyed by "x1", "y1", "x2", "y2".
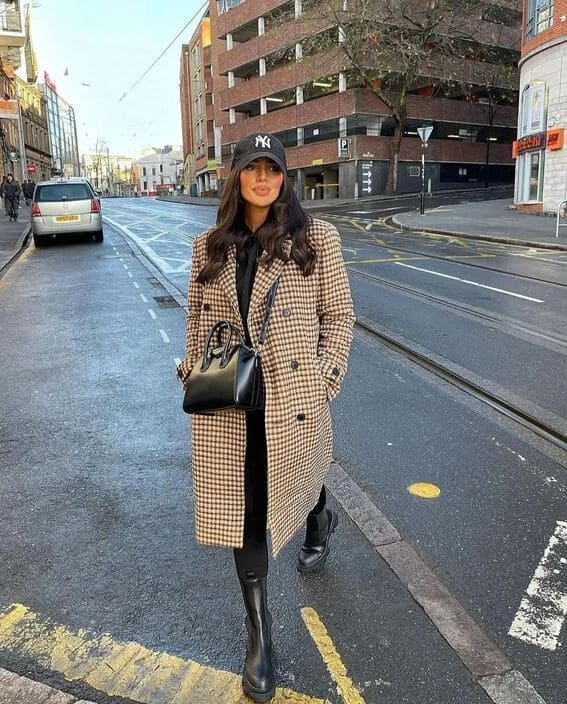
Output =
[{"x1": 55, "y1": 215, "x2": 80, "y2": 222}]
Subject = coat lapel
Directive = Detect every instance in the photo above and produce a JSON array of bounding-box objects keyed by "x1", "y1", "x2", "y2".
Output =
[
  {"x1": 248, "y1": 239, "x2": 292, "y2": 320},
  {"x1": 215, "y1": 245, "x2": 240, "y2": 320}
]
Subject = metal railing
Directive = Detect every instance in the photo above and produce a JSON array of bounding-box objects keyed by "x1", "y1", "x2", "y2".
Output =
[{"x1": 556, "y1": 200, "x2": 567, "y2": 239}]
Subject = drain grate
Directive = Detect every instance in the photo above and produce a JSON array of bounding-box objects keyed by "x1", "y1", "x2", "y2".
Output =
[{"x1": 154, "y1": 295, "x2": 180, "y2": 308}]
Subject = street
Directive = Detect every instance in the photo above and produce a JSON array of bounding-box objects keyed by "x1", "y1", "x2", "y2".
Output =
[{"x1": 0, "y1": 196, "x2": 565, "y2": 704}]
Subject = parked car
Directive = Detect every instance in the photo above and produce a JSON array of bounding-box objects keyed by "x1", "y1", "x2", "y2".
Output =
[{"x1": 30, "y1": 178, "x2": 103, "y2": 246}]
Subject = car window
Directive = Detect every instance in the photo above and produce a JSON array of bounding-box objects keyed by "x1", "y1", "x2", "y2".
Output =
[{"x1": 35, "y1": 184, "x2": 92, "y2": 202}]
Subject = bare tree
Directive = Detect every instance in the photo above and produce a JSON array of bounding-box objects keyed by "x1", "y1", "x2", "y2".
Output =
[{"x1": 291, "y1": 0, "x2": 519, "y2": 194}]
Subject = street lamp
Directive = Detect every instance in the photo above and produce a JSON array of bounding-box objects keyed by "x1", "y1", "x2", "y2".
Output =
[{"x1": 417, "y1": 125, "x2": 433, "y2": 216}]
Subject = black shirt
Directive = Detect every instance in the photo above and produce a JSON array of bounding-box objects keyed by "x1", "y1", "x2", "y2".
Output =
[{"x1": 236, "y1": 227, "x2": 262, "y2": 344}]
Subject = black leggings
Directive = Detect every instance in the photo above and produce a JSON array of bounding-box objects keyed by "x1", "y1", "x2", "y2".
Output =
[{"x1": 233, "y1": 411, "x2": 326, "y2": 579}]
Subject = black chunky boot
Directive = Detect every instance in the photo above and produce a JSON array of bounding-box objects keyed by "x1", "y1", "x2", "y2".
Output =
[
  {"x1": 239, "y1": 575, "x2": 275, "y2": 702},
  {"x1": 297, "y1": 507, "x2": 338, "y2": 573}
]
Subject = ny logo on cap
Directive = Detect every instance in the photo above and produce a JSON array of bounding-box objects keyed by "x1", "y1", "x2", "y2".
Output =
[{"x1": 255, "y1": 134, "x2": 271, "y2": 149}]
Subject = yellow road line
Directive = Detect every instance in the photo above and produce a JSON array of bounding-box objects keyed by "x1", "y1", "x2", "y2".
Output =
[
  {"x1": 301, "y1": 607, "x2": 365, "y2": 704},
  {"x1": 347, "y1": 220, "x2": 367, "y2": 231},
  {"x1": 0, "y1": 603, "x2": 330, "y2": 704}
]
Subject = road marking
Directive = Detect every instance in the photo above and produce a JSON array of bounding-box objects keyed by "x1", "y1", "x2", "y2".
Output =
[
  {"x1": 174, "y1": 357, "x2": 182, "y2": 367},
  {"x1": 123, "y1": 264, "x2": 129, "y2": 270},
  {"x1": 408, "y1": 483, "x2": 441, "y2": 498},
  {"x1": 0, "y1": 604, "x2": 327, "y2": 704},
  {"x1": 346, "y1": 256, "x2": 425, "y2": 264},
  {"x1": 148, "y1": 309, "x2": 157, "y2": 320},
  {"x1": 133, "y1": 282, "x2": 140, "y2": 289},
  {"x1": 140, "y1": 294, "x2": 148, "y2": 303},
  {"x1": 509, "y1": 520, "x2": 567, "y2": 651},
  {"x1": 394, "y1": 262, "x2": 544, "y2": 302},
  {"x1": 159, "y1": 329, "x2": 170, "y2": 344},
  {"x1": 512, "y1": 252, "x2": 567, "y2": 265},
  {"x1": 301, "y1": 607, "x2": 365, "y2": 704},
  {"x1": 118, "y1": 257, "x2": 123, "y2": 262},
  {"x1": 127, "y1": 272, "x2": 133, "y2": 278}
]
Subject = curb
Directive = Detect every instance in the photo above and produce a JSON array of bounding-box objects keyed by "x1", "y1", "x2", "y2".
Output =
[
  {"x1": 0, "y1": 223, "x2": 32, "y2": 274},
  {"x1": 0, "y1": 667, "x2": 96, "y2": 704},
  {"x1": 390, "y1": 216, "x2": 567, "y2": 251}
]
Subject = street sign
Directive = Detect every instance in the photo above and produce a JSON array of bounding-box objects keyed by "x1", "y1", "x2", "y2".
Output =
[
  {"x1": 417, "y1": 125, "x2": 433, "y2": 144},
  {"x1": 338, "y1": 138, "x2": 350, "y2": 159},
  {"x1": 27, "y1": 163, "x2": 36, "y2": 173}
]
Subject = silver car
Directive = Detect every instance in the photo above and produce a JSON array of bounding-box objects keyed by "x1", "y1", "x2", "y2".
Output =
[{"x1": 31, "y1": 178, "x2": 103, "y2": 246}]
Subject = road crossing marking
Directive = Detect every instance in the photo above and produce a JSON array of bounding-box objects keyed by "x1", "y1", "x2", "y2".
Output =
[
  {"x1": 148, "y1": 309, "x2": 157, "y2": 320},
  {"x1": 133, "y1": 282, "x2": 140, "y2": 289},
  {"x1": 127, "y1": 272, "x2": 133, "y2": 278},
  {"x1": 301, "y1": 607, "x2": 365, "y2": 704},
  {"x1": 509, "y1": 520, "x2": 567, "y2": 651},
  {"x1": 140, "y1": 294, "x2": 148, "y2": 303},
  {"x1": 394, "y1": 262, "x2": 544, "y2": 302},
  {"x1": 123, "y1": 264, "x2": 129, "y2": 270},
  {"x1": 159, "y1": 329, "x2": 170, "y2": 344},
  {"x1": 0, "y1": 604, "x2": 329, "y2": 704}
]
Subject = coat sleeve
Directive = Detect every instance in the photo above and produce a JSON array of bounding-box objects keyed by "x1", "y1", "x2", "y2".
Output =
[
  {"x1": 176, "y1": 233, "x2": 207, "y2": 386},
  {"x1": 315, "y1": 223, "x2": 355, "y2": 400}
]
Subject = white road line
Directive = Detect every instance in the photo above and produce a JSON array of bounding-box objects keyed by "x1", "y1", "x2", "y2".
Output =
[
  {"x1": 174, "y1": 357, "x2": 182, "y2": 367},
  {"x1": 509, "y1": 521, "x2": 567, "y2": 651},
  {"x1": 512, "y1": 252, "x2": 567, "y2": 266},
  {"x1": 140, "y1": 294, "x2": 148, "y2": 303},
  {"x1": 127, "y1": 272, "x2": 133, "y2": 278},
  {"x1": 118, "y1": 257, "x2": 123, "y2": 262},
  {"x1": 148, "y1": 309, "x2": 157, "y2": 320},
  {"x1": 159, "y1": 329, "x2": 170, "y2": 344},
  {"x1": 394, "y1": 262, "x2": 544, "y2": 302},
  {"x1": 123, "y1": 264, "x2": 129, "y2": 270},
  {"x1": 133, "y1": 282, "x2": 140, "y2": 289}
]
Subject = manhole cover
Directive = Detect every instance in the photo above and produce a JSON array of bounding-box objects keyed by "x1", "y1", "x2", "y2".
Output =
[{"x1": 154, "y1": 295, "x2": 180, "y2": 308}]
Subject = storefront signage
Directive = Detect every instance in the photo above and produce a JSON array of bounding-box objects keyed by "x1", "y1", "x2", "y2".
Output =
[
  {"x1": 312, "y1": 158, "x2": 324, "y2": 165},
  {"x1": 27, "y1": 163, "x2": 37, "y2": 173},
  {"x1": 207, "y1": 159, "x2": 217, "y2": 170},
  {"x1": 43, "y1": 71, "x2": 57, "y2": 93},
  {"x1": 512, "y1": 132, "x2": 545, "y2": 158},
  {"x1": 0, "y1": 99, "x2": 18, "y2": 119},
  {"x1": 546, "y1": 128, "x2": 564, "y2": 151}
]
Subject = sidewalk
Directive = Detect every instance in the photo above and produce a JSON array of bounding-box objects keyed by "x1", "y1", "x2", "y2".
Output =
[
  {"x1": 0, "y1": 667, "x2": 95, "y2": 704},
  {"x1": 0, "y1": 210, "x2": 31, "y2": 273},
  {"x1": 393, "y1": 198, "x2": 567, "y2": 250}
]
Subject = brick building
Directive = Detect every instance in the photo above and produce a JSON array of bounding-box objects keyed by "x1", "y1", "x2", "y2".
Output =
[
  {"x1": 513, "y1": 0, "x2": 567, "y2": 213},
  {"x1": 180, "y1": 14, "x2": 216, "y2": 196},
  {"x1": 16, "y1": 75, "x2": 51, "y2": 182},
  {"x1": 202, "y1": 0, "x2": 521, "y2": 200}
]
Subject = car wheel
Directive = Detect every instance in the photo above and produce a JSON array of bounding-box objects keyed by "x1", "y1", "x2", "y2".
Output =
[
  {"x1": 33, "y1": 234, "x2": 47, "y2": 247},
  {"x1": 94, "y1": 230, "x2": 104, "y2": 243}
]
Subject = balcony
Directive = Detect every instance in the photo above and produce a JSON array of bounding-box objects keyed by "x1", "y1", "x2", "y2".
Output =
[
  {"x1": 0, "y1": 27, "x2": 25, "y2": 47},
  {"x1": 216, "y1": 0, "x2": 290, "y2": 39}
]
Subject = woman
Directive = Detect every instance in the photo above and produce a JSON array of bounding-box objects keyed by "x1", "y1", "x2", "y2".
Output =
[{"x1": 177, "y1": 133, "x2": 354, "y2": 702}]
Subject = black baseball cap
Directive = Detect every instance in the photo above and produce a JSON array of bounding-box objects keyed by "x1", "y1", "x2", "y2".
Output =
[{"x1": 231, "y1": 132, "x2": 287, "y2": 173}]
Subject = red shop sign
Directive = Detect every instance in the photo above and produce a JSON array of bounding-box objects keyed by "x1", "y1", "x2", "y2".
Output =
[{"x1": 515, "y1": 133, "x2": 545, "y2": 155}]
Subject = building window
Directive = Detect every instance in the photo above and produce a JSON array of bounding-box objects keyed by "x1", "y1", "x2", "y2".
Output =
[
  {"x1": 152, "y1": 167, "x2": 156, "y2": 175},
  {"x1": 191, "y1": 45, "x2": 201, "y2": 71},
  {"x1": 217, "y1": 0, "x2": 244, "y2": 15},
  {"x1": 143, "y1": 181, "x2": 147, "y2": 190},
  {"x1": 160, "y1": 164, "x2": 163, "y2": 173},
  {"x1": 142, "y1": 166, "x2": 146, "y2": 176},
  {"x1": 525, "y1": 0, "x2": 554, "y2": 39},
  {"x1": 520, "y1": 82, "x2": 546, "y2": 138}
]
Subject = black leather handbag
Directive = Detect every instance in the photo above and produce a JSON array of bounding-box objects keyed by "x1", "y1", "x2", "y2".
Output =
[{"x1": 182, "y1": 280, "x2": 279, "y2": 414}]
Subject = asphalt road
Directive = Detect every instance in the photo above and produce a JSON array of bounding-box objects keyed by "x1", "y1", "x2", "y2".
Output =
[{"x1": 0, "y1": 195, "x2": 565, "y2": 704}]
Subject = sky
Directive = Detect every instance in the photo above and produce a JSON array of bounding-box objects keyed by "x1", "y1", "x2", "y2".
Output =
[{"x1": 28, "y1": 0, "x2": 206, "y2": 158}]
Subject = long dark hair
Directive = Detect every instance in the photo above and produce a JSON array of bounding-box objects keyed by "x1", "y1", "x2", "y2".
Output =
[{"x1": 197, "y1": 166, "x2": 316, "y2": 283}]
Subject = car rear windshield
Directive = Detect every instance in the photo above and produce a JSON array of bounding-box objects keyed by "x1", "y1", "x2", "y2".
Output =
[{"x1": 35, "y1": 184, "x2": 92, "y2": 202}]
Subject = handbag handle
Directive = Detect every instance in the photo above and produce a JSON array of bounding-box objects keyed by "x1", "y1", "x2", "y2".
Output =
[{"x1": 201, "y1": 321, "x2": 239, "y2": 371}]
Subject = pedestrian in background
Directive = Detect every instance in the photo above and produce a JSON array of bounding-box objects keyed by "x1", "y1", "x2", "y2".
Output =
[
  {"x1": 4, "y1": 174, "x2": 20, "y2": 222},
  {"x1": 22, "y1": 178, "x2": 35, "y2": 207},
  {"x1": 0, "y1": 176, "x2": 7, "y2": 215},
  {"x1": 177, "y1": 133, "x2": 354, "y2": 702}
]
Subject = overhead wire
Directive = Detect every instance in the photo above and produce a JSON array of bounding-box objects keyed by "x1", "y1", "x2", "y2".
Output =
[{"x1": 118, "y1": 1, "x2": 208, "y2": 103}]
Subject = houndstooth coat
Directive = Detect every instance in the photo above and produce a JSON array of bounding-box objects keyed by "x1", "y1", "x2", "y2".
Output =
[{"x1": 177, "y1": 218, "x2": 355, "y2": 558}]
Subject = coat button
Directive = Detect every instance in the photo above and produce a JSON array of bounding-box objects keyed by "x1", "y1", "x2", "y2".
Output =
[
  {"x1": 203, "y1": 303, "x2": 211, "y2": 312},
  {"x1": 282, "y1": 308, "x2": 292, "y2": 317},
  {"x1": 296, "y1": 413, "x2": 306, "y2": 421},
  {"x1": 290, "y1": 360, "x2": 299, "y2": 370},
  {"x1": 332, "y1": 366, "x2": 340, "y2": 376}
]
